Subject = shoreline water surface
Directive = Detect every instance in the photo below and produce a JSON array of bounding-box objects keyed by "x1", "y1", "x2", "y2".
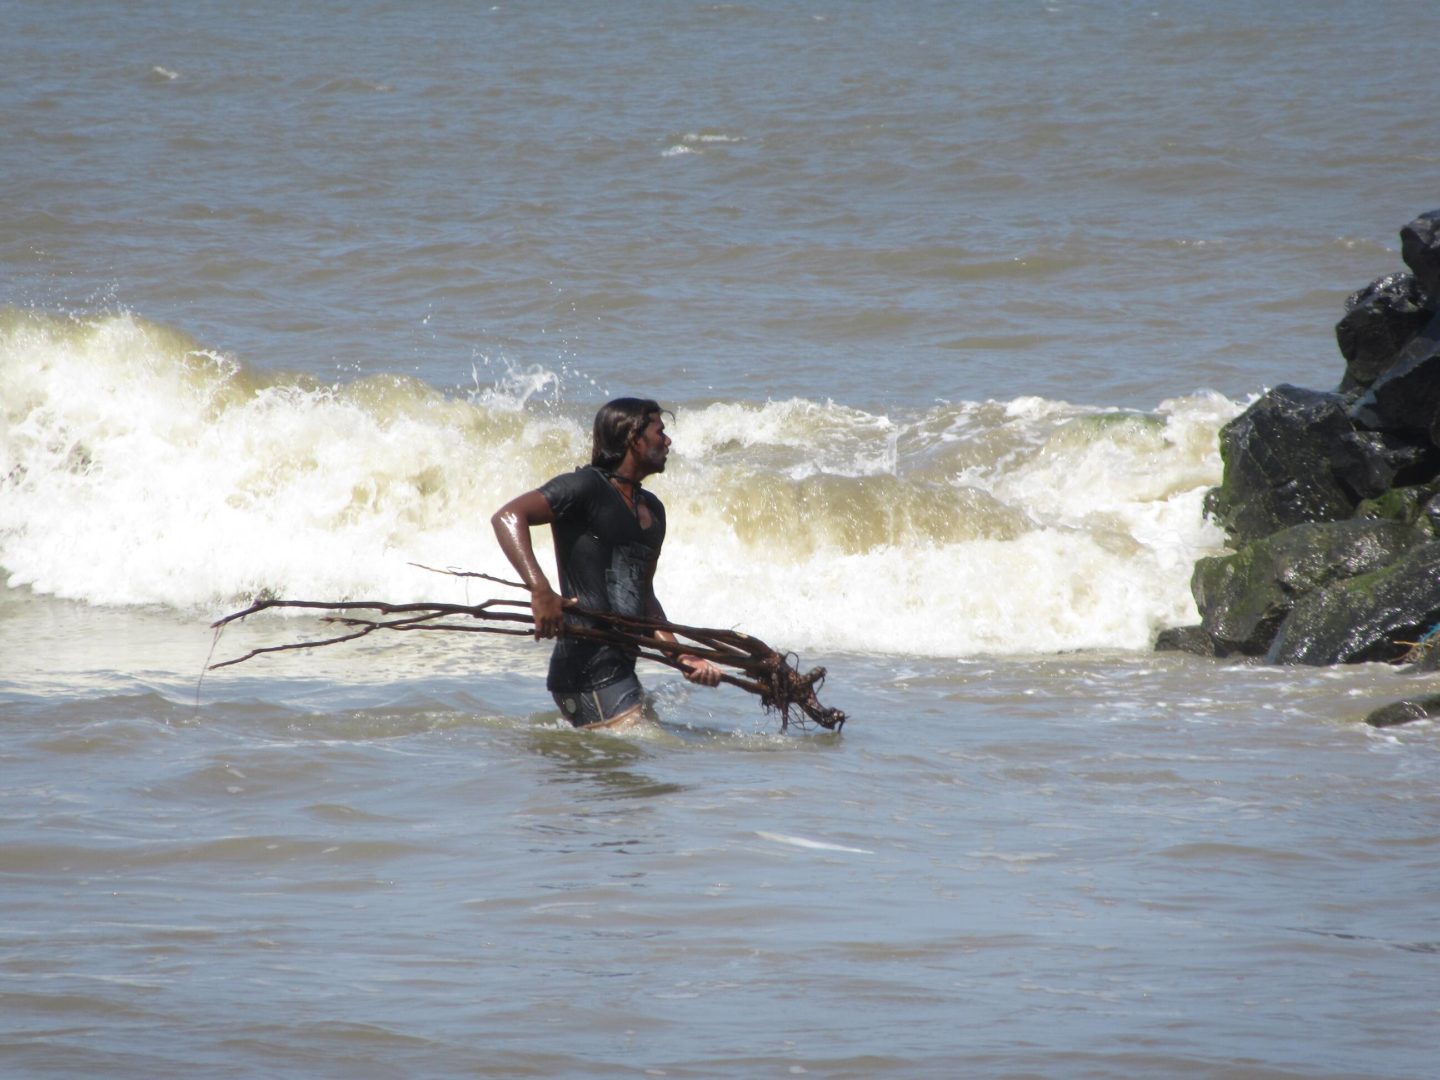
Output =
[{"x1": 4, "y1": 2, "x2": 1439, "y2": 1076}]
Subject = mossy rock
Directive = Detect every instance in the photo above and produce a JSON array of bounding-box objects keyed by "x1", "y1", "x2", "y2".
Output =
[
  {"x1": 1266, "y1": 540, "x2": 1440, "y2": 664},
  {"x1": 1206, "y1": 386, "x2": 1366, "y2": 545},
  {"x1": 1354, "y1": 479, "x2": 1440, "y2": 534},
  {"x1": 1192, "y1": 519, "x2": 1429, "y2": 656}
]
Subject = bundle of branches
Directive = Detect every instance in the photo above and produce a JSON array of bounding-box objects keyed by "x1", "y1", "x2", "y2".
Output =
[{"x1": 208, "y1": 569, "x2": 845, "y2": 732}]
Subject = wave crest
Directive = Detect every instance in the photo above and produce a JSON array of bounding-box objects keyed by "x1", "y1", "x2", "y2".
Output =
[{"x1": 0, "y1": 310, "x2": 1239, "y2": 656}]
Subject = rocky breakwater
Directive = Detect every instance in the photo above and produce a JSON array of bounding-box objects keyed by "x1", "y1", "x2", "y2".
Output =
[{"x1": 1158, "y1": 210, "x2": 1440, "y2": 727}]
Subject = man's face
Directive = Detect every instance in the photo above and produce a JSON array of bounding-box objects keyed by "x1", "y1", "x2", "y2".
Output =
[{"x1": 632, "y1": 413, "x2": 670, "y2": 475}]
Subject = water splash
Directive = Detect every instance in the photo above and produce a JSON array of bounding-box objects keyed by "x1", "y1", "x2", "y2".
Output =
[{"x1": 1, "y1": 310, "x2": 1240, "y2": 658}]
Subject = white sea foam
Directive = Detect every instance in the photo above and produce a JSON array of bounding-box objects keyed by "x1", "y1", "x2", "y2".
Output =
[
  {"x1": 663, "y1": 132, "x2": 744, "y2": 157},
  {"x1": 756, "y1": 831, "x2": 873, "y2": 854},
  {"x1": 0, "y1": 312, "x2": 1241, "y2": 658}
]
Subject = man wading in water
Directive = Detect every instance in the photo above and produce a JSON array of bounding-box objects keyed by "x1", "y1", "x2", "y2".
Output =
[{"x1": 491, "y1": 398, "x2": 722, "y2": 729}]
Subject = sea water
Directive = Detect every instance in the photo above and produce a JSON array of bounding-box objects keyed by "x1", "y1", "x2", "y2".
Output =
[{"x1": 3, "y1": 2, "x2": 1439, "y2": 1077}]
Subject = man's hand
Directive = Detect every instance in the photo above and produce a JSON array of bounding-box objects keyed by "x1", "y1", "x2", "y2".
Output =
[
  {"x1": 530, "y1": 586, "x2": 569, "y2": 639},
  {"x1": 679, "y1": 654, "x2": 723, "y2": 687}
]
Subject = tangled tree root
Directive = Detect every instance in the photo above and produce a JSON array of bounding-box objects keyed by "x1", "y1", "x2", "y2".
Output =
[{"x1": 208, "y1": 568, "x2": 846, "y2": 732}]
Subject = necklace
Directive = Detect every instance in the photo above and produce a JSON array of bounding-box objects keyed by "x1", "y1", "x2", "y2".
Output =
[{"x1": 601, "y1": 468, "x2": 643, "y2": 522}]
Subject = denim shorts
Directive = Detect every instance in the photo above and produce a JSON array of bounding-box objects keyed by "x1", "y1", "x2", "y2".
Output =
[{"x1": 553, "y1": 675, "x2": 646, "y2": 728}]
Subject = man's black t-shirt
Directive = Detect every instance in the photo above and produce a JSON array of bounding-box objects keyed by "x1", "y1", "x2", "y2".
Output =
[{"x1": 537, "y1": 466, "x2": 667, "y2": 693}]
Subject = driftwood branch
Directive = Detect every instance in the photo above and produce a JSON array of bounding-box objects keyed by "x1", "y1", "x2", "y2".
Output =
[{"x1": 208, "y1": 571, "x2": 845, "y2": 732}]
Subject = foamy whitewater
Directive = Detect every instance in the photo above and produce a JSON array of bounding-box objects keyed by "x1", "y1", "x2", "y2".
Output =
[
  {"x1": 0, "y1": 309, "x2": 1237, "y2": 656},
  {"x1": 5, "y1": 3, "x2": 1439, "y2": 1078}
]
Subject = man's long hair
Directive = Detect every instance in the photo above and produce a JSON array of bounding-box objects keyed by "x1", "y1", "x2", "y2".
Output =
[{"x1": 591, "y1": 397, "x2": 663, "y2": 470}]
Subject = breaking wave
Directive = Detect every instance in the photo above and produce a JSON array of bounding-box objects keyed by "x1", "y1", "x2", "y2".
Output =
[{"x1": 0, "y1": 309, "x2": 1240, "y2": 657}]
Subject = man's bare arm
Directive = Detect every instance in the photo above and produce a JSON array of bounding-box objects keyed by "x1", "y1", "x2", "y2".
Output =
[{"x1": 491, "y1": 490, "x2": 567, "y2": 639}]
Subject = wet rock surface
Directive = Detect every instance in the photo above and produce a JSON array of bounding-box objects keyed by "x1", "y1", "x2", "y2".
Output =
[
  {"x1": 1364, "y1": 693, "x2": 1440, "y2": 728},
  {"x1": 1200, "y1": 386, "x2": 1424, "y2": 546},
  {"x1": 1161, "y1": 210, "x2": 1440, "y2": 725},
  {"x1": 1264, "y1": 540, "x2": 1440, "y2": 665},
  {"x1": 1190, "y1": 520, "x2": 1429, "y2": 657},
  {"x1": 1336, "y1": 273, "x2": 1436, "y2": 391}
]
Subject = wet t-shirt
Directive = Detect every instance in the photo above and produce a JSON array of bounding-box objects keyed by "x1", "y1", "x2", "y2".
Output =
[{"x1": 537, "y1": 466, "x2": 666, "y2": 693}]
